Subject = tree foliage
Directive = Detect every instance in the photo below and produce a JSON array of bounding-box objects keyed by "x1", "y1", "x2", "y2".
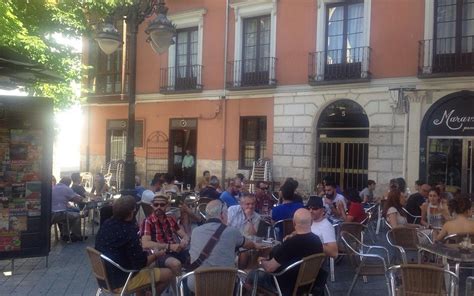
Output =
[{"x1": 0, "y1": 0, "x2": 126, "y2": 109}]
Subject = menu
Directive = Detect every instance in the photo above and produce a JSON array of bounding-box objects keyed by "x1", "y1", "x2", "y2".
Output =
[{"x1": 0, "y1": 128, "x2": 43, "y2": 251}]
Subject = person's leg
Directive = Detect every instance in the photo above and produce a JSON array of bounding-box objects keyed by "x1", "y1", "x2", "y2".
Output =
[
  {"x1": 67, "y1": 212, "x2": 83, "y2": 239},
  {"x1": 164, "y1": 256, "x2": 182, "y2": 275},
  {"x1": 126, "y1": 267, "x2": 174, "y2": 295}
]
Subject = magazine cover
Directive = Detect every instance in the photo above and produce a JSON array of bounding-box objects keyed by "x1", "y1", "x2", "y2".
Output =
[{"x1": 0, "y1": 231, "x2": 21, "y2": 252}]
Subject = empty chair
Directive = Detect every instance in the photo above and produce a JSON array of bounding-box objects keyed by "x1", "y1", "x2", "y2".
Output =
[
  {"x1": 340, "y1": 231, "x2": 391, "y2": 296},
  {"x1": 177, "y1": 267, "x2": 246, "y2": 296},
  {"x1": 386, "y1": 226, "x2": 432, "y2": 264},
  {"x1": 386, "y1": 264, "x2": 458, "y2": 296}
]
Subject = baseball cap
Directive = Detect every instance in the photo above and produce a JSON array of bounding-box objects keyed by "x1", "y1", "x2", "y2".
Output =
[
  {"x1": 306, "y1": 196, "x2": 324, "y2": 209},
  {"x1": 141, "y1": 190, "x2": 155, "y2": 205}
]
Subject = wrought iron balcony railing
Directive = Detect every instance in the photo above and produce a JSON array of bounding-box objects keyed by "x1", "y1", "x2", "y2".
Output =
[
  {"x1": 418, "y1": 36, "x2": 474, "y2": 77},
  {"x1": 226, "y1": 57, "x2": 277, "y2": 89},
  {"x1": 160, "y1": 64, "x2": 203, "y2": 93},
  {"x1": 308, "y1": 46, "x2": 371, "y2": 84}
]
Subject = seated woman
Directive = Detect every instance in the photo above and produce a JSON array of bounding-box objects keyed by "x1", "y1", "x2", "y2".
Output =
[
  {"x1": 339, "y1": 188, "x2": 367, "y2": 223},
  {"x1": 90, "y1": 173, "x2": 109, "y2": 197},
  {"x1": 436, "y1": 195, "x2": 474, "y2": 241},
  {"x1": 420, "y1": 187, "x2": 450, "y2": 231},
  {"x1": 383, "y1": 189, "x2": 408, "y2": 228}
]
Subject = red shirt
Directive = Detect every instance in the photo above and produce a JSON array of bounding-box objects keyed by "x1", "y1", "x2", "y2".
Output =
[
  {"x1": 141, "y1": 214, "x2": 179, "y2": 244},
  {"x1": 348, "y1": 202, "x2": 367, "y2": 223}
]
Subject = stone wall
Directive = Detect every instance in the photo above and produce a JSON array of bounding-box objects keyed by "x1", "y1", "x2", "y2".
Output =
[{"x1": 272, "y1": 90, "x2": 406, "y2": 192}]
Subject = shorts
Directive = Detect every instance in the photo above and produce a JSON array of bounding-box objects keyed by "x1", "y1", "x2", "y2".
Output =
[
  {"x1": 156, "y1": 250, "x2": 189, "y2": 267},
  {"x1": 123, "y1": 267, "x2": 161, "y2": 292}
]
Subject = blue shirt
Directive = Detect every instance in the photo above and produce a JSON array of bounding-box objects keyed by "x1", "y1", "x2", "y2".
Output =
[
  {"x1": 220, "y1": 191, "x2": 239, "y2": 207},
  {"x1": 271, "y1": 202, "x2": 304, "y2": 222},
  {"x1": 95, "y1": 217, "x2": 148, "y2": 290}
]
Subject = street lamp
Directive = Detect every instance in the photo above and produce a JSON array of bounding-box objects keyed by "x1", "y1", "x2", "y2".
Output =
[{"x1": 95, "y1": 0, "x2": 176, "y2": 196}]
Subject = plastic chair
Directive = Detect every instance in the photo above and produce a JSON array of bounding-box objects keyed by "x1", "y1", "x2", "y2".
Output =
[
  {"x1": 386, "y1": 226, "x2": 433, "y2": 264},
  {"x1": 340, "y1": 231, "x2": 391, "y2": 296},
  {"x1": 252, "y1": 253, "x2": 329, "y2": 296},
  {"x1": 386, "y1": 264, "x2": 458, "y2": 296},
  {"x1": 176, "y1": 267, "x2": 247, "y2": 296},
  {"x1": 86, "y1": 247, "x2": 156, "y2": 296}
]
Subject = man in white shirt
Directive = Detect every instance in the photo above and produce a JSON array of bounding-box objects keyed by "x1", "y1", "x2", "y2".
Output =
[
  {"x1": 359, "y1": 180, "x2": 376, "y2": 203},
  {"x1": 307, "y1": 196, "x2": 338, "y2": 258},
  {"x1": 323, "y1": 182, "x2": 347, "y2": 219},
  {"x1": 227, "y1": 194, "x2": 261, "y2": 238}
]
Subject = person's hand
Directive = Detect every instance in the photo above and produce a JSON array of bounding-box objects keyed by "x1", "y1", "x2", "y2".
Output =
[
  {"x1": 170, "y1": 243, "x2": 182, "y2": 253},
  {"x1": 179, "y1": 237, "x2": 189, "y2": 248},
  {"x1": 151, "y1": 248, "x2": 166, "y2": 257}
]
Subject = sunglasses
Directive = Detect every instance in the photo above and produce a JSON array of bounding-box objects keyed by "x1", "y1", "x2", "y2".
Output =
[{"x1": 153, "y1": 202, "x2": 167, "y2": 207}]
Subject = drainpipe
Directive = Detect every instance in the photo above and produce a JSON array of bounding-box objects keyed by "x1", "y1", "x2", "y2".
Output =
[
  {"x1": 86, "y1": 105, "x2": 91, "y2": 172},
  {"x1": 221, "y1": 0, "x2": 229, "y2": 188},
  {"x1": 402, "y1": 111, "x2": 409, "y2": 180}
]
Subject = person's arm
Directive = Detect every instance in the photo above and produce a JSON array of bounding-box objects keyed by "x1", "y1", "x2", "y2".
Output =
[
  {"x1": 146, "y1": 249, "x2": 166, "y2": 266},
  {"x1": 420, "y1": 203, "x2": 429, "y2": 227},
  {"x1": 436, "y1": 224, "x2": 448, "y2": 242},
  {"x1": 260, "y1": 258, "x2": 281, "y2": 273},
  {"x1": 141, "y1": 235, "x2": 168, "y2": 250},
  {"x1": 387, "y1": 212, "x2": 399, "y2": 228},
  {"x1": 323, "y1": 242, "x2": 338, "y2": 258},
  {"x1": 176, "y1": 226, "x2": 190, "y2": 246}
]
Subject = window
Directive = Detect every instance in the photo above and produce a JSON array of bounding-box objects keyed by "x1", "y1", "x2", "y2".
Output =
[
  {"x1": 106, "y1": 120, "x2": 144, "y2": 162},
  {"x1": 175, "y1": 27, "x2": 199, "y2": 90},
  {"x1": 241, "y1": 15, "x2": 272, "y2": 86},
  {"x1": 240, "y1": 117, "x2": 267, "y2": 169},
  {"x1": 88, "y1": 21, "x2": 128, "y2": 95}
]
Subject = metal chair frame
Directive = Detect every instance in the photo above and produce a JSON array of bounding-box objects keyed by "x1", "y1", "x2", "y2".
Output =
[
  {"x1": 386, "y1": 264, "x2": 458, "y2": 296},
  {"x1": 386, "y1": 226, "x2": 433, "y2": 264},
  {"x1": 86, "y1": 247, "x2": 156, "y2": 296},
  {"x1": 176, "y1": 267, "x2": 247, "y2": 296},
  {"x1": 402, "y1": 207, "x2": 422, "y2": 224},
  {"x1": 251, "y1": 253, "x2": 330, "y2": 296},
  {"x1": 340, "y1": 231, "x2": 391, "y2": 296},
  {"x1": 273, "y1": 219, "x2": 294, "y2": 241}
]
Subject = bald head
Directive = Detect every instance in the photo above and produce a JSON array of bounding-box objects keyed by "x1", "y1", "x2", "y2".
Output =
[{"x1": 293, "y1": 208, "x2": 312, "y2": 233}]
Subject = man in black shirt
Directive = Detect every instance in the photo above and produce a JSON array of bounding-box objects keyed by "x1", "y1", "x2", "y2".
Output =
[
  {"x1": 198, "y1": 176, "x2": 221, "y2": 200},
  {"x1": 405, "y1": 184, "x2": 430, "y2": 223},
  {"x1": 95, "y1": 195, "x2": 173, "y2": 294},
  {"x1": 256, "y1": 208, "x2": 325, "y2": 295}
]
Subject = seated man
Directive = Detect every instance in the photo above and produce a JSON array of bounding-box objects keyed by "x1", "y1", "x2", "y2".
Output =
[
  {"x1": 405, "y1": 184, "x2": 430, "y2": 223},
  {"x1": 307, "y1": 196, "x2": 338, "y2": 258},
  {"x1": 195, "y1": 170, "x2": 211, "y2": 191},
  {"x1": 323, "y1": 181, "x2": 347, "y2": 220},
  {"x1": 219, "y1": 177, "x2": 242, "y2": 207},
  {"x1": 199, "y1": 175, "x2": 221, "y2": 200},
  {"x1": 252, "y1": 209, "x2": 325, "y2": 296},
  {"x1": 187, "y1": 199, "x2": 261, "y2": 292},
  {"x1": 51, "y1": 177, "x2": 86, "y2": 242},
  {"x1": 254, "y1": 181, "x2": 275, "y2": 215},
  {"x1": 141, "y1": 195, "x2": 190, "y2": 276},
  {"x1": 227, "y1": 194, "x2": 261, "y2": 238},
  {"x1": 95, "y1": 195, "x2": 173, "y2": 294}
]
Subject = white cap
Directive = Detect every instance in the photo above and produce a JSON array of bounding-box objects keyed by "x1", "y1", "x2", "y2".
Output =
[{"x1": 141, "y1": 190, "x2": 155, "y2": 204}]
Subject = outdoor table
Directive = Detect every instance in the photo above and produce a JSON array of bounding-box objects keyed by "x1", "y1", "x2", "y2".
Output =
[
  {"x1": 238, "y1": 239, "x2": 280, "y2": 271},
  {"x1": 417, "y1": 241, "x2": 474, "y2": 295}
]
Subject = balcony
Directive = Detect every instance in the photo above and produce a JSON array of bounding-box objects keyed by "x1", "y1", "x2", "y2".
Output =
[
  {"x1": 226, "y1": 57, "x2": 277, "y2": 90},
  {"x1": 160, "y1": 65, "x2": 203, "y2": 93},
  {"x1": 418, "y1": 36, "x2": 474, "y2": 78},
  {"x1": 308, "y1": 46, "x2": 371, "y2": 85}
]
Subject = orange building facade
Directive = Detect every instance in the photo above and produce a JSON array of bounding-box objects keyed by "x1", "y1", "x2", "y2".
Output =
[{"x1": 82, "y1": 0, "x2": 474, "y2": 194}]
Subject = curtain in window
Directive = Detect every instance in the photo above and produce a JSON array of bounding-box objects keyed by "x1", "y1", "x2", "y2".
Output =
[
  {"x1": 327, "y1": 6, "x2": 344, "y2": 64},
  {"x1": 436, "y1": 0, "x2": 457, "y2": 54},
  {"x1": 176, "y1": 29, "x2": 198, "y2": 78},
  {"x1": 347, "y1": 3, "x2": 364, "y2": 63},
  {"x1": 243, "y1": 16, "x2": 271, "y2": 74}
]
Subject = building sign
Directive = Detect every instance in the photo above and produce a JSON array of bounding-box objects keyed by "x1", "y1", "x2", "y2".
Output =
[{"x1": 425, "y1": 92, "x2": 474, "y2": 137}]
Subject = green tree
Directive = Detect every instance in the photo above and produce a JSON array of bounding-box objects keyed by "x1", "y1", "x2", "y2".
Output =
[{"x1": 0, "y1": 0, "x2": 121, "y2": 109}]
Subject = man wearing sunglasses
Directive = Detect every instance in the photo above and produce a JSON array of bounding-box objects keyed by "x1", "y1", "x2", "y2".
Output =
[{"x1": 141, "y1": 195, "x2": 190, "y2": 277}]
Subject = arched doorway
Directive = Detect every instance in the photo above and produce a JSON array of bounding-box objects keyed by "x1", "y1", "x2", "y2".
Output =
[
  {"x1": 420, "y1": 90, "x2": 474, "y2": 195},
  {"x1": 316, "y1": 99, "x2": 369, "y2": 191}
]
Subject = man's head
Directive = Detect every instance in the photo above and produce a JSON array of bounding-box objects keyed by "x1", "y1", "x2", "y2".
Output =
[
  {"x1": 59, "y1": 177, "x2": 72, "y2": 187},
  {"x1": 293, "y1": 208, "x2": 313, "y2": 234},
  {"x1": 209, "y1": 176, "x2": 220, "y2": 188},
  {"x1": 255, "y1": 181, "x2": 269, "y2": 193},
  {"x1": 186, "y1": 149, "x2": 191, "y2": 155},
  {"x1": 420, "y1": 184, "x2": 431, "y2": 198},
  {"x1": 367, "y1": 180, "x2": 376, "y2": 191},
  {"x1": 203, "y1": 170, "x2": 210, "y2": 180},
  {"x1": 205, "y1": 200, "x2": 228, "y2": 224},
  {"x1": 113, "y1": 195, "x2": 136, "y2": 221},
  {"x1": 71, "y1": 172, "x2": 81, "y2": 184},
  {"x1": 436, "y1": 181, "x2": 446, "y2": 193},
  {"x1": 240, "y1": 194, "x2": 256, "y2": 216},
  {"x1": 151, "y1": 195, "x2": 169, "y2": 217},
  {"x1": 236, "y1": 173, "x2": 245, "y2": 182},
  {"x1": 324, "y1": 182, "x2": 337, "y2": 200},
  {"x1": 415, "y1": 179, "x2": 422, "y2": 191},
  {"x1": 306, "y1": 196, "x2": 325, "y2": 222}
]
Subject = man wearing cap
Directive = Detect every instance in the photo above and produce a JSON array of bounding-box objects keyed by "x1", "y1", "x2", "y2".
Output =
[
  {"x1": 140, "y1": 195, "x2": 190, "y2": 276},
  {"x1": 307, "y1": 196, "x2": 338, "y2": 258}
]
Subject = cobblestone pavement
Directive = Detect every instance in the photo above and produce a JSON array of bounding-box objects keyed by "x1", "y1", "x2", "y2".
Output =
[{"x1": 1, "y1": 222, "x2": 468, "y2": 296}]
